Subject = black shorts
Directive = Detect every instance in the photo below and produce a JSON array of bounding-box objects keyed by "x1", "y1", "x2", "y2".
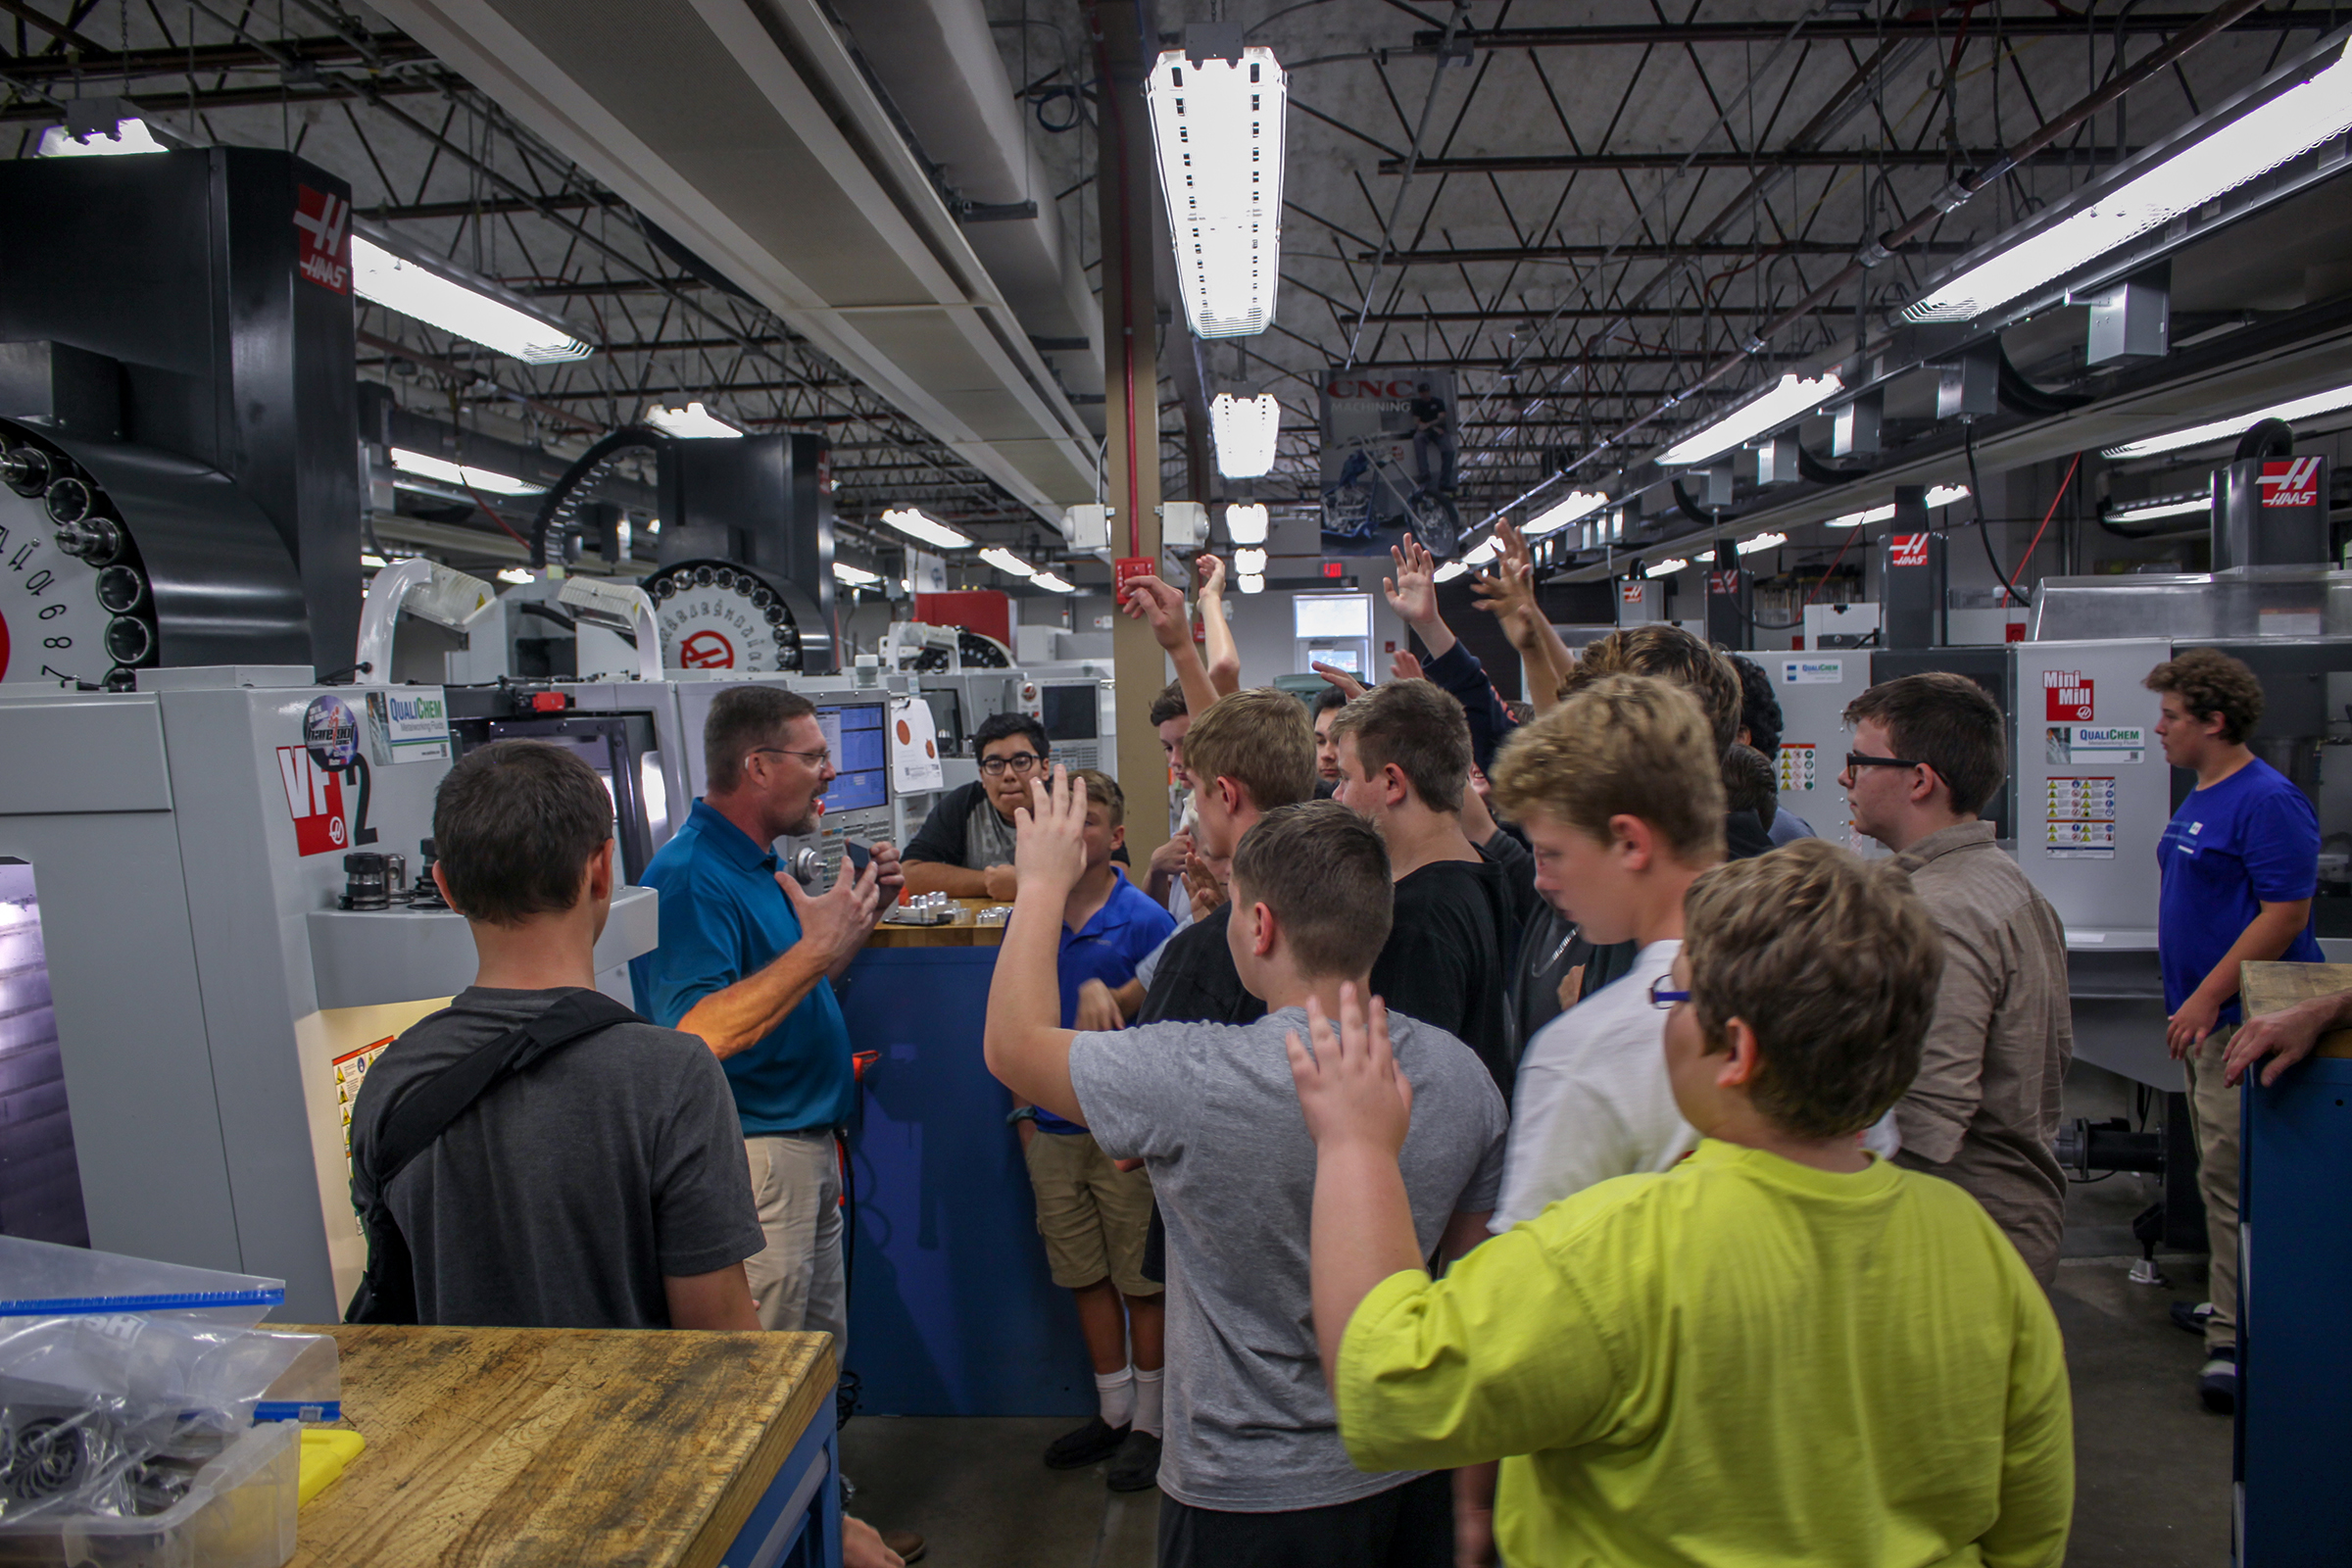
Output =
[{"x1": 1156, "y1": 1471, "x2": 1450, "y2": 1568}]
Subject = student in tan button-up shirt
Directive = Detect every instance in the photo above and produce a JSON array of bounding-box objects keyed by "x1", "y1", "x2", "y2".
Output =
[{"x1": 1841, "y1": 674, "x2": 2073, "y2": 1285}]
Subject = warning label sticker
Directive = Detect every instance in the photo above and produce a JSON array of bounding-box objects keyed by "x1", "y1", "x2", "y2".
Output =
[
  {"x1": 2045, "y1": 774, "x2": 2118, "y2": 859},
  {"x1": 1778, "y1": 742, "x2": 1818, "y2": 793}
]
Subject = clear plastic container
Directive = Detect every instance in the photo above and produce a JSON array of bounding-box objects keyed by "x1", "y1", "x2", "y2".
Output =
[
  {"x1": 0, "y1": 1421, "x2": 299, "y2": 1568},
  {"x1": 0, "y1": 1238, "x2": 282, "y2": 1326}
]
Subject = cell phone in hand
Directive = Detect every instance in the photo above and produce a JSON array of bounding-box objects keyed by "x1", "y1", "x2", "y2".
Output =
[{"x1": 840, "y1": 841, "x2": 872, "y2": 877}]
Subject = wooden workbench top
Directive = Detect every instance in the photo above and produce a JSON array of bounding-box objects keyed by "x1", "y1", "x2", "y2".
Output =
[
  {"x1": 286, "y1": 1324, "x2": 833, "y2": 1568},
  {"x1": 2242, "y1": 960, "x2": 2352, "y2": 1058},
  {"x1": 865, "y1": 896, "x2": 1010, "y2": 948}
]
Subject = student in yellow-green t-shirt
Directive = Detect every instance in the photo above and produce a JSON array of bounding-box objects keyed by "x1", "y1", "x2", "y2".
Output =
[{"x1": 1285, "y1": 839, "x2": 2074, "y2": 1568}]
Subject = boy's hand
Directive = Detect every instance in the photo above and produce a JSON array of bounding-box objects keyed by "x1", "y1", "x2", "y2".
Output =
[
  {"x1": 1287, "y1": 985, "x2": 1413, "y2": 1155},
  {"x1": 1075, "y1": 978, "x2": 1126, "y2": 1033},
  {"x1": 1384, "y1": 539, "x2": 1440, "y2": 630},
  {"x1": 1012, "y1": 765, "x2": 1090, "y2": 899},
  {"x1": 1196, "y1": 552, "x2": 1227, "y2": 602},
  {"x1": 2167, "y1": 993, "x2": 2222, "y2": 1059},
  {"x1": 1119, "y1": 574, "x2": 1193, "y2": 656},
  {"x1": 1391, "y1": 649, "x2": 1425, "y2": 682},
  {"x1": 983, "y1": 862, "x2": 1020, "y2": 902},
  {"x1": 1185, "y1": 852, "x2": 1228, "y2": 921},
  {"x1": 1312, "y1": 662, "x2": 1367, "y2": 701}
]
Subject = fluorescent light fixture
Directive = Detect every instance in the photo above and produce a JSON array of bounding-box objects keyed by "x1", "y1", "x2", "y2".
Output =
[
  {"x1": 1211, "y1": 393, "x2": 1282, "y2": 477},
  {"x1": 881, "y1": 508, "x2": 973, "y2": 550},
  {"x1": 1226, "y1": 502, "x2": 1270, "y2": 545},
  {"x1": 2102, "y1": 381, "x2": 2352, "y2": 460},
  {"x1": 497, "y1": 566, "x2": 534, "y2": 585},
  {"x1": 1644, "y1": 557, "x2": 1690, "y2": 578},
  {"x1": 1233, "y1": 546, "x2": 1269, "y2": 574},
  {"x1": 361, "y1": 552, "x2": 388, "y2": 569},
  {"x1": 1526, "y1": 490, "x2": 1610, "y2": 536},
  {"x1": 2105, "y1": 492, "x2": 2215, "y2": 524},
  {"x1": 1658, "y1": 372, "x2": 1843, "y2": 466},
  {"x1": 644, "y1": 401, "x2": 743, "y2": 439},
  {"x1": 389, "y1": 446, "x2": 544, "y2": 497},
  {"x1": 353, "y1": 229, "x2": 593, "y2": 365},
  {"x1": 980, "y1": 547, "x2": 1037, "y2": 578},
  {"x1": 1825, "y1": 484, "x2": 1970, "y2": 526},
  {"x1": 1147, "y1": 46, "x2": 1288, "y2": 337},
  {"x1": 1694, "y1": 548, "x2": 1717, "y2": 564},
  {"x1": 1433, "y1": 561, "x2": 1470, "y2": 583},
  {"x1": 1461, "y1": 539, "x2": 1498, "y2": 567},
  {"x1": 1908, "y1": 42, "x2": 2352, "y2": 322},
  {"x1": 1238, "y1": 572, "x2": 1266, "y2": 594},
  {"x1": 834, "y1": 562, "x2": 882, "y2": 586},
  {"x1": 37, "y1": 118, "x2": 171, "y2": 157},
  {"x1": 1033, "y1": 570, "x2": 1077, "y2": 593},
  {"x1": 1737, "y1": 531, "x2": 1788, "y2": 554}
]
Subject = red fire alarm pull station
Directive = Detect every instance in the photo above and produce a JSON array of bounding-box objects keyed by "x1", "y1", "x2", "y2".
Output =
[{"x1": 1113, "y1": 557, "x2": 1157, "y2": 601}]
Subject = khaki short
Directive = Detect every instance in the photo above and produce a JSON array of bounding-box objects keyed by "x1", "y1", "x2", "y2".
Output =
[{"x1": 1022, "y1": 1129, "x2": 1161, "y2": 1298}]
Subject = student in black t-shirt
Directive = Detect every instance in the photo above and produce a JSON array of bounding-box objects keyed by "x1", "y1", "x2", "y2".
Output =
[{"x1": 1330, "y1": 679, "x2": 1516, "y2": 1094}]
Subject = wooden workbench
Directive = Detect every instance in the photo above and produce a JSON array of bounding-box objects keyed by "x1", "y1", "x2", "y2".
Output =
[
  {"x1": 287, "y1": 1324, "x2": 835, "y2": 1568},
  {"x1": 2240, "y1": 960, "x2": 2352, "y2": 1054},
  {"x1": 864, "y1": 896, "x2": 1010, "y2": 948}
]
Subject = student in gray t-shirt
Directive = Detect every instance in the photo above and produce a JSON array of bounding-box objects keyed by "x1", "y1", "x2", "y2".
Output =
[{"x1": 986, "y1": 779, "x2": 1505, "y2": 1568}]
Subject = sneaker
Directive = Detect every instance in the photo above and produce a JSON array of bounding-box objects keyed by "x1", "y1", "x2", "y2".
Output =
[
  {"x1": 1043, "y1": 1416, "x2": 1129, "y2": 1470},
  {"x1": 1105, "y1": 1429, "x2": 1162, "y2": 1493},
  {"x1": 2171, "y1": 1300, "x2": 2217, "y2": 1336},
  {"x1": 2199, "y1": 1348, "x2": 2237, "y2": 1415}
]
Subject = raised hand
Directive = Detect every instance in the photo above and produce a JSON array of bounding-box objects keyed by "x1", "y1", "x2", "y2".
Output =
[
  {"x1": 781, "y1": 856, "x2": 883, "y2": 970},
  {"x1": 1196, "y1": 552, "x2": 1227, "y2": 602},
  {"x1": 1391, "y1": 649, "x2": 1425, "y2": 682},
  {"x1": 1118, "y1": 573, "x2": 1193, "y2": 656},
  {"x1": 1384, "y1": 537, "x2": 1440, "y2": 630},
  {"x1": 1286, "y1": 985, "x2": 1413, "y2": 1155},
  {"x1": 1311, "y1": 662, "x2": 1367, "y2": 701},
  {"x1": 1011, "y1": 764, "x2": 1091, "y2": 899}
]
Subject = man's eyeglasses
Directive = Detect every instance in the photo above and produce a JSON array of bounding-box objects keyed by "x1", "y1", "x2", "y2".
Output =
[
  {"x1": 1649, "y1": 975, "x2": 1691, "y2": 1010},
  {"x1": 979, "y1": 752, "x2": 1046, "y2": 777},
  {"x1": 752, "y1": 746, "x2": 832, "y2": 771},
  {"x1": 1844, "y1": 752, "x2": 1930, "y2": 773}
]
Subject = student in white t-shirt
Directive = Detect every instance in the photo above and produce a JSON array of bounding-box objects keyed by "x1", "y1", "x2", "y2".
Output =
[{"x1": 1487, "y1": 674, "x2": 1727, "y2": 1229}]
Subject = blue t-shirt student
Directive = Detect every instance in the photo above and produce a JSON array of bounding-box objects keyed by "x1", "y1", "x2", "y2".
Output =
[
  {"x1": 1034, "y1": 867, "x2": 1177, "y2": 1135},
  {"x1": 2157, "y1": 758, "x2": 2324, "y2": 1026}
]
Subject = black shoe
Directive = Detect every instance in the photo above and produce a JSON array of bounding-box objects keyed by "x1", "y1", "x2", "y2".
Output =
[
  {"x1": 2171, "y1": 1299, "x2": 2217, "y2": 1336},
  {"x1": 1044, "y1": 1415, "x2": 1129, "y2": 1470},
  {"x1": 1105, "y1": 1429, "x2": 1161, "y2": 1493},
  {"x1": 2199, "y1": 1347, "x2": 2237, "y2": 1415}
]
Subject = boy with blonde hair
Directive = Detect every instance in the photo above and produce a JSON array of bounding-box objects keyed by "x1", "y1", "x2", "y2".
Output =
[{"x1": 1291, "y1": 840, "x2": 2074, "y2": 1568}]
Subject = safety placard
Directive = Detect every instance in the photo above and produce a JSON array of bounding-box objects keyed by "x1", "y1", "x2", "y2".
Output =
[
  {"x1": 1778, "y1": 742, "x2": 1818, "y2": 793},
  {"x1": 332, "y1": 1035, "x2": 393, "y2": 1163},
  {"x1": 2045, "y1": 775, "x2": 2118, "y2": 858}
]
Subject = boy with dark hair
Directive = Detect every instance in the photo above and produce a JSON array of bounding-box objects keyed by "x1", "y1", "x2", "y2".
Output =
[
  {"x1": 904, "y1": 711, "x2": 1054, "y2": 899},
  {"x1": 353, "y1": 740, "x2": 763, "y2": 1331},
  {"x1": 1330, "y1": 679, "x2": 1516, "y2": 1091},
  {"x1": 987, "y1": 777, "x2": 1505, "y2": 1568},
  {"x1": 2146, "y1": 646, "x2": 2322, "y2": 1410},
  {"x1": 1016, "y1": 768, "x2": 1176, "y2": 1489},
  {"x1": 1293, "y1": 839, "x2": 2073, "y2": 1568},
  {"x1": 1311, "y1": 684, "x2": 1349, "y2": 795},
  {"x1": 1841, "y1": 672, "x2": 2072, "y2": 1285},
  {"x1": 1728, "y1": 652, "x2": 1813, "y2": 843}
]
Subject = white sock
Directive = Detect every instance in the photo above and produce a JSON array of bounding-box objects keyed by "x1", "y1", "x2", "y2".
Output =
[
  {"x1": 1096, "y1": 1366, "x2": 1135, "y2": 1429},
  {"x1": 1132, "y1": 1367, "x2": 1165, "y2": 1438}
]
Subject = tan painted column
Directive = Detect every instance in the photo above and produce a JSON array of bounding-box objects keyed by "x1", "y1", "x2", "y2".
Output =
[{"x1": 1094, "y1": 1, "x2": 1169, "y2": 860}]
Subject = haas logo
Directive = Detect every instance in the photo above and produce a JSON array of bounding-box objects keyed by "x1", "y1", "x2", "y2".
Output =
[
  {"x1": 678, "y1": 629, "x2": 736, "y2": 668},
  {"x1": 1888, "y1": 533, "x2": 1932, "y2": 568},
  {"x1": 292, "y1": 186, "x2": 351, "y2": 293},
  {"x1": 2260, "y1": 458, "x2": 2323, "y2": 509}
]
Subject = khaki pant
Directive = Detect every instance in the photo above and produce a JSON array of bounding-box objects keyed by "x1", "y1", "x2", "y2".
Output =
[
  {"x1": 1023, "y1": 1129, "x2": 1160, "y2": 1298},
  {"x1": 744, "y1": 1131, "x2": 847, "y2": 1348},
  {"x1": 2183, "y1": 1026, "x2": 2240, "y2": 1352}
]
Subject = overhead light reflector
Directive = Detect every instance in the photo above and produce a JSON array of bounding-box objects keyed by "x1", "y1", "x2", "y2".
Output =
[
  {"x1": 1526, "y1": 490, "x2": 1610, "y2": 536},
  {"x1": 1226, "y1": 502, "x2": 1270, "y2": 544},
  {"x1": 2105, "y1": 492, "x2": 2215, "y2": 524},
  {"x1": 1233, "y1": 546, "x2": 1269, "y2": 574},
  {"x1": 2102, "y1": 381, "x2": 2352, "y2": 460},
  {"x1": 1825, "y1": 484, "x2": 1970, "y2": 526},
  {"x1": 645, "y1": 401, "x2": 743, "y2": 439},
  {"x1": 1908, "y1": 42, "x2": 2352, "y2": 322},
  {"x1": 980, "y1": 547, "x2": 1038, "y2": 578},
  {"x1": 1737, "y1": 532, "x2": 1788, "y2": 554},
  {"x1": 834, "y1": 562, "x2": 882, "y2": 586},
  {"x1": 1033, "y1": 570, "x2": 1077, "y2": 593},
  {"x1": 353, "y1": 230, "x2": 594, "y2": 365},
  {"x1": 881, "y1": 508, "x2": 973, "y2": 550},
  {"x1": 1644, "y1": 557, "x2": 1690, "y2": 578},
  {"x1": 1146, "y1": 47, "x2": 1288, "y2": 337},
  {"x1": 1211, "y1": 393, "x2": 1282, "y2": 477},
  {"x1": 1238, "y1": 572, "x2": 1266, "y2": 594},
  {"x1": 389, "y1": 447, "x2": 544, "y2": 497},
  {"x1": 37, "y1": 118, "x2": 171, "y2": 157},
  {"x1": 1461, "y1": 539, "x2": 1498, "y2": 567},
  {"x1": 1658, "y1": 372, "x2": 1842, "y2": 466}
]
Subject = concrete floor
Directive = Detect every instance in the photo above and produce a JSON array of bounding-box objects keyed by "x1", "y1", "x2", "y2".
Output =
[{"x1": 842, "y1": 1061, "x2": 2233, "y2": 1567}]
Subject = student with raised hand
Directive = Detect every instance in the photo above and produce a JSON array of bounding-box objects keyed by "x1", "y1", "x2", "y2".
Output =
[
  {"x1": 1292, "y1": 841, "x2": 2074, "y2": 1568},
  {"x1": 1381, "y1": 535, "x2": 1520, "y2": 772},
  {"x1": 985, "y1": 770, "x2": 1504, "y2": 1568}
]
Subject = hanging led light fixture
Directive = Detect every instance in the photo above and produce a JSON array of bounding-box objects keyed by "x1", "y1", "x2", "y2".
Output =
[
  {"x1": 881, "y1": 508, "x2": 973, "y2": 550},
  {"x1": 1226, "y1": 502, "x2": 1270, "y2": 545},
  {"x1": 1644, "y1": 557, "x2": 1690, "y2": 578},
  {"x1": 352, "y1": 225, "x2": 594, "y2": 365},
  {"x1": 980, "y1": 547, "x2": 1038, "y2": 579},
  {"x1": 1908, "y1": 40, "x2": 2352, "y2": 323},
  {"x1": 2103, "y1": 492, "x2": 2215, "y2": 525},
  {"x1": 389, "y1": 447, "x2": 543, "y2": 497},
  {"x1": 1433, "y1": 561, "x2": 1470, "y2": 583},
  {"x1": 1033, "y1": 570, "x2": 1078, "y2": 594},
  {"x1": 2102, "y1": 380, "x2": 2352, "y2": 460},
  {"x1": 1238, "y1": 573, "x2": 1266, "y2": 594},
  {"x1": 833, "y1": 562, "x2": 882, "y2": 586},
  {"x1": 1211, "y1": 393, "x2": 1282, "y2": 477},
  {"x1": 1525, "y1": 491, "x2": 1611, "y2": 536},
  {"x1": 1657, "y1": 372, "x2": 1843, "y2": 467},
  {"x1": 1146, "y1": 45, "x2": 1288, "y2": 338},
  {"x1": 1824, "y1": 484, "x2": 1971, "y2": 526},
  {"x1": 1233, "y1": 547, "x2": 1269, "y2": 574},
  {"x1": 1736, "y1": 532, "x2": 1788, "y2": 554},
  {"x1": 644, "y1": 401, "x2": 744, "y2": 439}
]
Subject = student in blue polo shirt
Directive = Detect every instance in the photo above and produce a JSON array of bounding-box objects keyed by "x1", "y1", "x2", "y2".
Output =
[
  {"x1": 2148, "y1": 648, "x2": 2322, "y2": 1415},
  {"x1": 630, "y1": 684, "x2": 900, "y2": 1347},
  {"x1": 1013, "y1": 768, "x2": 1177, "y2": 1493}
]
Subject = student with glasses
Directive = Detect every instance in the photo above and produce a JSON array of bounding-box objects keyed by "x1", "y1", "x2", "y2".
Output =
[{"x1": 903, "y1": 712, "x2": 1054, "y2": 901}]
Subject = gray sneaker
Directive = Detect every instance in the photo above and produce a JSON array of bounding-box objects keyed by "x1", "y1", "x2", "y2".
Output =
[{"x1": 1105, "y1": 1429, "x2": 1161, "y2": 1493}]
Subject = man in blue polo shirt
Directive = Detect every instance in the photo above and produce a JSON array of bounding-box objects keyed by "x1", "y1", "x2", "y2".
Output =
[
  {"x1": 1017, "y1": 768, "x2": 1176, "y2": 1492},
  {"x1": 2148, "y1": 648, "x2": 2322, "y2": 1415},
  {"x1": 632, "y1": 684, "x2": 901, "y2": 1345}
]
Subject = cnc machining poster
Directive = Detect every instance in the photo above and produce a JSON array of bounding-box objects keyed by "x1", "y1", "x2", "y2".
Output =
[{"x1": 1318, "y1": 368, "x2": 1453, "y2": 550}]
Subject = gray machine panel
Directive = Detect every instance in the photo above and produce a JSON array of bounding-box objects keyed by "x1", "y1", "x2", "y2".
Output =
[
  {"x1": 0, "y1": 695, "x2": 172, "y2": 814},
  {"x1": 1761, "y1": 651, "x2": 1875, "y2": 855},
  {"x1": 2012, "y1": 639, "x2": 2172, "y2": 946}
]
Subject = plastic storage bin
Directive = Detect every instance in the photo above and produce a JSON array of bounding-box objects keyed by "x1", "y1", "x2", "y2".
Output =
[{"x1": 0, "y1": 1420, "x2": 299, "y2": 1568}]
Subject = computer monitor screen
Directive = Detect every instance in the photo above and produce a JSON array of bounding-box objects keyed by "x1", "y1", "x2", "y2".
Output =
[
  {"x1": 817, "y1": 703, "x2": 889, "y2": 812},
  {"x1": 1295, "y1": 594, "x2": 1370, "y2": 640},
  {"x1": 1041, "y1": 684, "x2": 1100, "y2": 742}
]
